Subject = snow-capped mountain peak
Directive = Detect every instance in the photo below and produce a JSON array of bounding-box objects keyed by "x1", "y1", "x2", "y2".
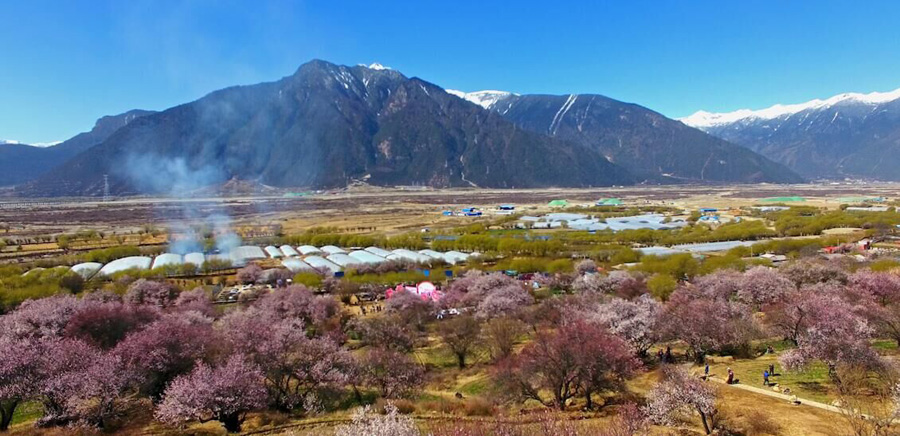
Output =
[
  {"x1": 446, "y1": 89, "x2": 516, "y2": 109},
  {"x1": 681, "y1": 87, "x2": 900, "y2": 128},
  {"x1": 363, "y1": 62, "x2": 391, "y2": 71}
]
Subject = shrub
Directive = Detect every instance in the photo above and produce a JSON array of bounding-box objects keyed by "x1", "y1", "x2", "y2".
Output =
[
  {"x1": 647, "y1": 274, "x2": 677, "y2": 300},
  {"x1": 463, "y1": 398, "x2": 495, "y2": 416}
]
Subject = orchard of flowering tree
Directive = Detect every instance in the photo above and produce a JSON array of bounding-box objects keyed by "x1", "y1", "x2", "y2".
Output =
[{"x1": 4, "y1": 259, "x2": 900, "y2": 434}]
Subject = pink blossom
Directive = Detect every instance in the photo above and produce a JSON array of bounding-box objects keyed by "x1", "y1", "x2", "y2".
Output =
[
  {"x1": 360, "y1": 348, "x2": 424, "y2": 399},
  {"x1": 236, "y1": 264, "x2": 263, "y2": 284},
  {"x1": 0, "y1": 336, "x2": 42, "y2": 430},
  {"x1": 220, "y1": 309, "x2": 354, "y2": 412},
  {"x1": 0, "y1": 295, "x2": 80, "y2": 339},
  {"x1": 737, "y1": 266, "x2": 794, "y2": 307},
  {"x1": 645, "y1": 366, "x2": 717, "y2": 434},
  {"x1": 172, "y1": 287, "x2": 216, "y2": 318},
  {"x1": 124, "y1": 279, "x2": 177, "y2": 307},
  {"x1": 156, "y1": 354, "x2": 267, "y2": 433},
  {"x1": 335, "y1": 403, "x2": 418, "y2": 436},
  {"x1": 497, "y1": 321, "x2": 640, "y2": 410},
  {"x1": 575, "y1": 259, "x2": 598, "y2": 275},
  {"x1": 590, "y1": 295, "x2": 660, "y2": 356},
  {"x1": 658, "y1": 288, "x2": 758, "y2": 362},
  {"x1": 63, "y1": 299, "x2": 160, "y2": 349},
  {"x1": 572, "y1": 271, "x2": 646, "y2": 298},
  {"x1": 778, "y1": 291, "x2": 880, "y2": 379},
  {"x1": 114, "y1": 313, "x2": 218, "y2": 400},
  {"x1": 475, "y1": 283, "x2": 533, "y2": 319}
]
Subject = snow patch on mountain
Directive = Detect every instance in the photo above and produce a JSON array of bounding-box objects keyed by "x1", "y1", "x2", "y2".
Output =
[
  {"x1": 681, "y1": 87, "x2": 900, "y2": 128},
  {"x1": 32, "y1": 141, "x2": 63, "y2": 147},
  {"x1": 446, "y1": 89, "x2": 516, "y2": 109},
  {"x1": 1, "y1": 139, "x2": 62, "y2": 147}
]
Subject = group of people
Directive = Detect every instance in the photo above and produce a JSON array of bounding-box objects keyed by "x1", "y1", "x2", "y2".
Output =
[
  {"x1": 763, "y1": 363, "x2": 776, "y2": 386},
  {"x1": 656, "y1": 346, "x2": 674, "y2": 364},
  {"x1": 359, "y1": 304, "x2": 383, "y2": 315}
]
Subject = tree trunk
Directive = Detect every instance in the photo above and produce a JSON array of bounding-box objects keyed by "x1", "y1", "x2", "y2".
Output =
[
  {"x1": 584, "y1": 389, "x2": 593, "y2": 410},
  {"x1": 694, "y1": 350, "x2": 706, "y2": 364},
  {"x1": 220, "y1": 413, "x2": 243, "y2": 433},
  {"x1": 698, "y1": 410, "x2": 711, "y2": 434},
  {"x1": 0, "y1": 399, "x2": 18, "y2": 431},
  {"x1": 352, "y1": 384, "x2": 363, "y2": 404},
  {"x1": 827, "y1": 364, "x2": 842, "y2": 388},
  {"x1": 457, "y1": 352, "x2": 466, "y2": 369}
]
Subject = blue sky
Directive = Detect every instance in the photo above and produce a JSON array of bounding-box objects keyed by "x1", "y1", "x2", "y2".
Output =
[{"x1": 3, "y1": 0, "x2": 900, "y2": 143}]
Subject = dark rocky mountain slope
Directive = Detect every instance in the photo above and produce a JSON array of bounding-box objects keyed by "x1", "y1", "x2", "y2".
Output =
[
  {"x1": 21, "y1": 61, "x2": 632, "y2": 196},
  {"x1": 450, "y1": 91, "x2": 802, "y2": 184}
]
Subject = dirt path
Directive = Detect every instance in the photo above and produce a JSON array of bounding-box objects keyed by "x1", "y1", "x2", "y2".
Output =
[{"x1": 707, "y1": 374, "x2": 845, "y2": 415}]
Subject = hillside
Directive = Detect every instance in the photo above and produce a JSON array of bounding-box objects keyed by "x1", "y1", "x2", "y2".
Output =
[
  {"x1": 682, "y1": 88, "x2": 900, "y2": 180},
  {"x1": 0, "y1": 110, "x2": 153, "y2": 186},
  {"x1": 19, "y1": 61, "x2": 632, "y2": 196},
  {"x1": 449, "y1": 91, "x2": 803, "y2": 184}
]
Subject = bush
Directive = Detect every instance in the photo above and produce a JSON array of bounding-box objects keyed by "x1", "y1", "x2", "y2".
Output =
[
  {"x1": 463, "y1": 398, "x2": 495, "y2": 416},
  {"x1": 59, "y1": 273, "x2": 85, "y2": 294},
  {"x1": 376, "y1": 398, "x2": 416, "y2": 415},
  {"x1": 546, "y1": 258, "x2": 573, "y2": 274},
  {"x1": 420, "y1": 399, "x2": 464, "y2": 414},
  {"x1": 647, "y1": 274, "x2": 677, "y2": 300}
]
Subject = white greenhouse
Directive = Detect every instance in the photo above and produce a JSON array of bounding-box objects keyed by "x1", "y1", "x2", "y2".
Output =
[
  {"x1": 303, "y1": 256, "x2": 342, "y2": 273},
  {"x1": 230, "y1": 246, "x2": 266, "y2": 266},
  {"x1": 151, "y1": 253, "x2": 183, "y2": 269},
  {"x1": 390, "y1": 249, "x2": 432, "y2": 263},
  {"x1": 264, "y1": 246, "x2": 284, "y2": 258},
  {"x1": 184, "y1": 252, "x2": 205, "y2": 266},
  {"x1": 364, "y1": 246, "x2": 393, "y2": 258},
  {"x1": 71, "y1": 262, "x2": 103, "y2": 279},
  {"x1": 282, "y1": 258, "x2": 313, "y2": 272},
  {"x1": 320, "y1": 245, "x2": 347, "y2": 255},
  {"x1": 348, "y1": 250, "x2": 386, "y2": 265},
  {"x1": 298, "y1": 245, "x2": 322, "y2": 255},
  {"x1": 99, "y1": 256, "x2": 152, "y2": 276},
  {"x1": 327, "y1": 253, "x2": 362, "y2": 268},
  {"x1": 279, "y1": 245, "x2": 299, "y2": 257}
]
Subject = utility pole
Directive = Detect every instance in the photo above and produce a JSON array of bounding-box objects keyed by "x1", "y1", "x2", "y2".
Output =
[{"x1": 103, "y1": 174, "x2": 110, "y2": 202}]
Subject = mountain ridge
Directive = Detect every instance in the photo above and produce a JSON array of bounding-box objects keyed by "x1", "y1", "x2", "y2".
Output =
[
  {"x1": 450, "y1": 89, "x2": 802, "y2": 184},
  {"x1": 0, "y1": 109, "x2": 154, "y2": 187},
  {"x1": 14, "y1": 60, "x2": 802, "y2": 196},
  {"x1": 679, "y1": 86, "x2": 900, "y2": 179},
  {"x1": 19, "y1": 61, "x2": 633, "y2": 196}
]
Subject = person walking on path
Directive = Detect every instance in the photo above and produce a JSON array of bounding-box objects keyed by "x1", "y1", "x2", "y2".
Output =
[{"x1": 763, "y1": 369, "x2": 770, "y2": 386}]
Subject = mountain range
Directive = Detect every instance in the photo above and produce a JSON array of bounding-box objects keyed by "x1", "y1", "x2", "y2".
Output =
[
  {"x1": 449, "y1": 91, "x2": 800, "y2": 184},
  {"x1": 682, "y1": 88, "x2": 900, "y2": 180},
  {"x1": 0, "y1": 110, "x2": 154, "y2": 187},
  {"x1": 11, "y1": 60, "x2": 802, "y2": 197}
]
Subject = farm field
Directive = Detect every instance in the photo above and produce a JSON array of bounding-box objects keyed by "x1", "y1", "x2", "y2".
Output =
[{"x1": 3, "y1": 182, "x2": 900, "y2": 435}]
